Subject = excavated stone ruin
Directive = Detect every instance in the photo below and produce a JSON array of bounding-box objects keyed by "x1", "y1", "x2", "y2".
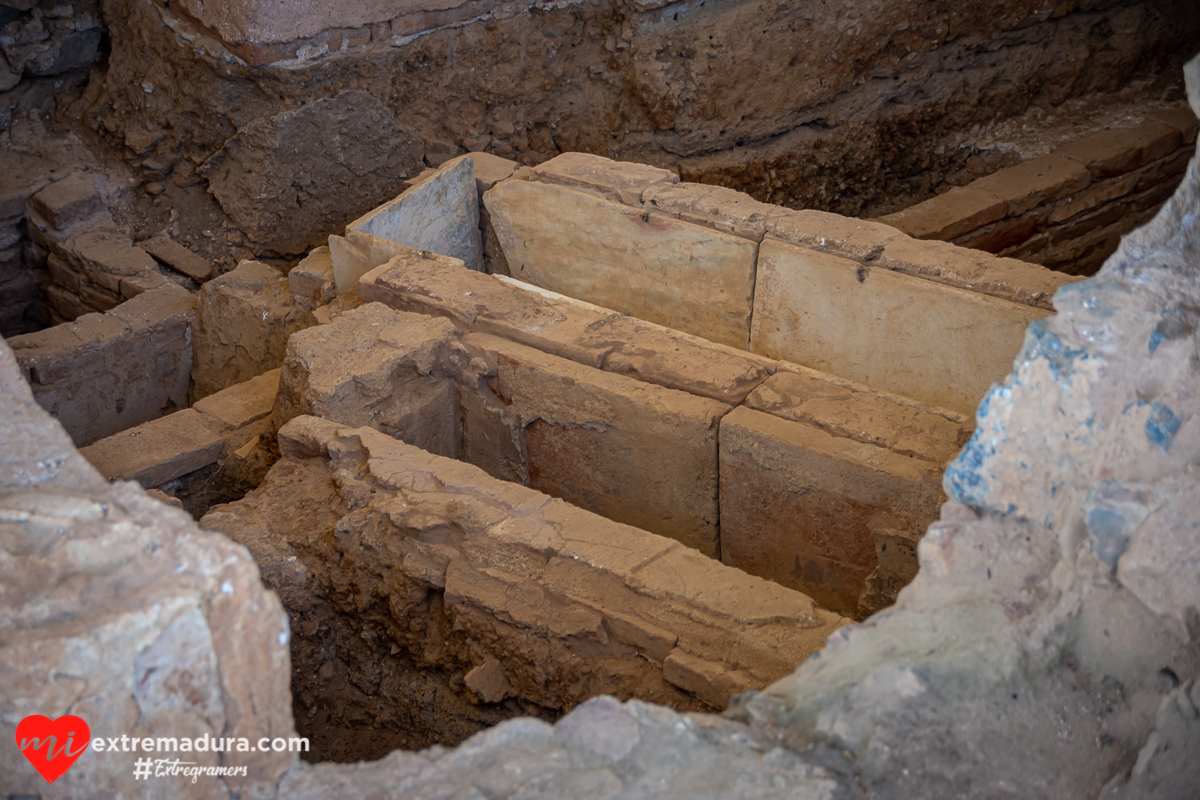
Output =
[{"x1": 2, "y1": 1, "x2": 1200, "y2": 797}]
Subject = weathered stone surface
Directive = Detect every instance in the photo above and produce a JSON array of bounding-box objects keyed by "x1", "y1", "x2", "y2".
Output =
[
  {"x1": 7, "y1": 284, "x2": 195, "y2": 445},
  {"x1": 62, "y1": 229, "x2": 157, "y2": 278},
  {"x1": 273, "y1": 303, "x2": 460, "y2": 458},
  {"x1": 642, "y1": 180, "x2": 775, "y2": 241},
  {"x1": 1057, "y1": 120, "x2": 1182, "y2": 178},
  {"x1": 348, "y1": 154, "x2": 484, "y2": 272},
  {"x1": 765, "y1": 207, "x2": 903, "y2": 263},
  {"x1": 141, "y1": 233, "x2": 213, "y2": 282},
  {"x1": 750, "y1": 238, "x2": 1047, "y2": 415},
  {"x1": 461, "y1": 333, "x2": 729, "y2": 557},
  {"x1": 876, "y1": 234, "x2": 1076, "y2": 309},
  {"x1": 202, "y1": 90, "x2": 424, "y2": 255},
  {"x1": 287, "y1": 245, "x2": 335, "y2": 309},
  {"x1": 193, "y1": 368, "x2": 281, "y2": 452},
  {"x1": 204, "y1": 415, "x2": 842, "y2": 742},
  {"x1": 0, "y1": 337, "x2": 295, "y2": 800},
  {"x1": 746, "y1": 370, "x2": 970, "y2": 464},
  {"x1": 191, "y1": 260, "x2": 314, "y2": 400},
  {"x1": 578, "y1": 314, "x2": 771, "y2": 404},
  {"x1": 720, "y1": 406, "x2": 942, "y2": 616},
  {"x1": 328, "y1": 228, "x2": 420, "y2": 295},
  {"x1": 530, "y1": 152, "x2": 679, "y2": 206},
  {"x1": 359, "y1": 253, "x2": 619, "y2": 367},
  {"x1": 79, "y1": 408, "x2": 227, "y2": 487},
  {"x1": 1145, "y1": 104, "x2": 1200, "y2": 143},
  {"x1": 485, "y1": 179, "x2": 757, "y2": 348},
  {"x1": 443, "y1": 151, "x2": 519, "y2": 194},
  {"x1": 28, "y1": 173, "x2": 104, "y2": 230},
  {"x1": 971, "y1": 153, "x2": 1093, "y2": 216},
  {"x1": 878, "y1": 185, "x2": 1008, "y2": 240}
]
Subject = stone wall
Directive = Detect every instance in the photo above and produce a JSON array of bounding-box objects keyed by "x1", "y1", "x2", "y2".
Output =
[
  {"x1": 79, "y1": 368, "x2": 280, "y2": 515},
  {"x1": 346, "y1": 256, "x2": 966, "y2": 618},
  {"x1": 481, "y1": 152, "x2": 1076, "y2": 415},
  {"x1": 199, "y1": 414, "x2": 847, "y2": 754},
  {"x1": 6, "y1": 282, "x2": 195, "y2": 445},
  {"x1": 880, "y1": 105, "x2": 1200, "y2": 275}
]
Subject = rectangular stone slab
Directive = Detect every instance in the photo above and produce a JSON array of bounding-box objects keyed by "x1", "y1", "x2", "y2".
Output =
[
  {"x1": 484, "y1": 179, "x2": 757, "y2": 349},
  {"x1": 80, "y1": 409, "x2": 226, "y2": 488},
  {"x1": 463, "y1": 333, "x2": 729, "y2": 557},
  {"x1": 749, "y1": 237, "x2": 1047, "y2": 416},
  {"x1": 719, "y1": 406, "x2": 942, "y2": 616},
  {"x1": 348, "y1": 155, "x2": 484, "y2": 272}
]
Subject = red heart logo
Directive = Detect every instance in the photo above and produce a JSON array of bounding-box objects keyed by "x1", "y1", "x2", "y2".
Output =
[{"x1": 15, "y1": 714, "x2": 91, "y2": 784}]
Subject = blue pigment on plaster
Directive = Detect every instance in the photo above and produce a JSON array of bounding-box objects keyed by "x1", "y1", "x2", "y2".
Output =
[
  {"x1": 1148, "y1": 307, "x2": 1192, "y2": 354},
  {"x1": 1025, "y1": 321, "x2": 1087, "y2": 381},
  {"x1": 1145, "y1": 403, "x2": 1182, "y2": 451}
]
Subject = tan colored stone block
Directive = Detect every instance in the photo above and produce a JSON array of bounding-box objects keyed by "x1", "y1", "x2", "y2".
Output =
[
  {"x1": 441, "y1": 151, "x2": 519, "y2": 194},
  {"x1": 193, "y1": 369, "x2": 281, "y2": 431},
  {"x1": 577, "y1": 315, "x2": 770, "y2": 404},
  {"x1": 484, "y1": 180, "x2": 757, "y2": 348},
  {"x1": 463, "y1": 333, "x2": 728, "y2": 556},
  {"x1": 287, "y1": 246, "x2": 336, "y2": 310},
  {"x1": 1045, "y1": 170, "x2": 1141, "y2": 225},
  {"x1": 971, "y1": 153, "x2": 1092, "y2": 216},
  {"x1": 750, "y1": 238, "x2": 1047, "y2": 416},
  {"x1": 877, "y1": 234, "x2": 1076, "y2": 310},
  {"x1": 878, "y1": 186, "x2": 1008, "y2": 240},
  {"x1": 719, "y1": 406, "x2": 942, "y2": 616},
  {"x1": 1145, "y1": 105, "x2": 1199, "y2": 143},
  {"x1": 275, "y1": 303, "x2": 461, "y2": 458},
  {"x1": 642, "y1": 181, "x2": 775, "y2": 241},
  {"x1": 663, "y1": 649, "x2": 758, "y2": 709},
  {"x1": 29, "y1": 174, "x2": 105, "y2": 231},
  {"x1": 359, "y1": 253, "x2": 619, "y2": 367},
  {"x1": 951, "y1": 212, "x2": 1042, "y2": 254},
  {"x1": 765, "y1": 207, "x2": 903, "y2": 262},
  {"x1": 329, "y1": 228, "x2": 422, "y2": 296},
  {"x1": 529, "y1": 152, "x2": 679, "y2": 206},
  {"x1": 1057, "y1": 121, "x2": 1181, "y2": 178},
  {"x1": 110, "y1": 283, "x2": 196, "y2": 332},
  {"x1": 191, "y1": 260, "x2": 314, "y2": 400},
  {"x1": 745, "y1": 370, "x2": 970, "y2": 464},
  {"x1": 80, "y1": 409, "x2": 227, "y2": 488}
]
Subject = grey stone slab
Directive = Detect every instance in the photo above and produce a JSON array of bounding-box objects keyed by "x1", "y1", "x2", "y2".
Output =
[{"x1": 348, "y1": 155, "x2": 484, "y2": 272}]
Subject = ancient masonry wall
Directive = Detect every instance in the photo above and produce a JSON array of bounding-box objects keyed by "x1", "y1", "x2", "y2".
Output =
[
  {"x1": 478, "y1": 152, "x2": 1077, "y2": 416},
  {"x1": 880, "y1": 105, "x2": 1200, "y2": 275}
]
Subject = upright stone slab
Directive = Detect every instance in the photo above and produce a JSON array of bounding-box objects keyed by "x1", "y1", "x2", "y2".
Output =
[
  {"x1": 191, "y1": 261, "x2": 314, "y2": 400},
  {"x1": 749, "y1": 238, "x2": 1047, "y2": 415},
  {"x1": 348, "y1": 155, "x2": 484, "y2": 272},
  {"x1": 484, "y1": 179, "x2": 758, "y2": 349},
  {"x1": 719, "y1": 406, "x2": 943, "y2": 617},
  {"x1": 461, "y1": 333, "x2": 729, "y2": 557},
  {"x1": 273, "y1": 303, "x2": 462, "y2": 459},
  {"x1": 328, "y1": 229, "x2": 420, "y2": 295}
]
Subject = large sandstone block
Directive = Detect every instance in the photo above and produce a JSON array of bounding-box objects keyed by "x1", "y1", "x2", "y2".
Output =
[
  {"x1": 348, "y1": 155, "x2": 484, "y2": 272},
  {"x1": 191, "y1": 260, "x2": 314, "y2": 400},
  {"x1": 719, "y1": 406, "x2": 943, "y2": 617},
  {"x1": 328, "y1": 228, "x2": 422, "y2": 294},
  {"x1": 971, "y1": 153, "x2": 1093, "y2": 216},
  {"x1": 529, "y1": 152, "x2": 679, "y2": 206},
  {"x1": 749, "y1": 237, "x2": 1047, "y2": 415},
  {"x1": 80, "y1": 408, "x2": 227, "y2": 488},
  {"x1": 747, "y1": 370, "x2": 971, "y2": 464},
  {"x1": 879, "y1": 185, "x2": 1008, "y2": 240},
  {"x1": 484, "y1": 179, "x2": 758, "y2": 348},
  {"x1": 29, "y1": 174, "x2": 105, "y2": 230},
  {"x1": 359, "y1": 251, "x2": 618, "y2": 367},
  {"x1": 642, "y1": 180, "x2": 775, "y2": 241},
  {"x1": 461, "y1": 333, "x2": 729, "y2": 556},
  {"x1": 1057, "y1": 121, "x2": 1182, "y2": 178},
  {"x1": 274, "y1": 303, "x2": 461, "y2": 458}
]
